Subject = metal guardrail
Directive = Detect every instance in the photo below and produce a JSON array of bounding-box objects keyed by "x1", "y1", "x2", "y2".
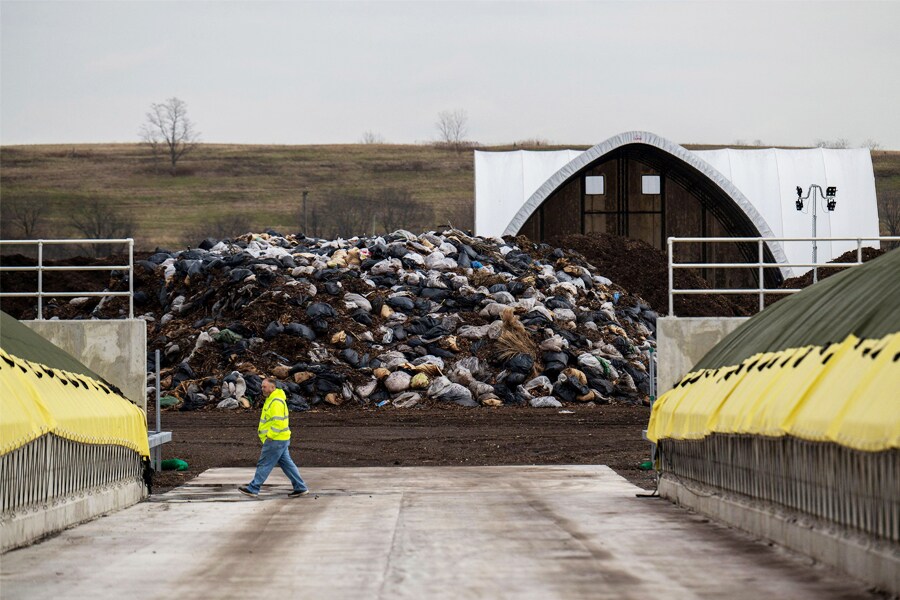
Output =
[
  {"x1": 0, "y1": 238, "x2": 134, "y2": 319},
  {"x1": 667, "y1": 236, "x2": 900, "y2": 316}
]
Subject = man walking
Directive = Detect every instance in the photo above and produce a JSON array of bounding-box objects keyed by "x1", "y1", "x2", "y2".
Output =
[{"x1": 239, "y1": 377, "x2": 309, "y2": 498}]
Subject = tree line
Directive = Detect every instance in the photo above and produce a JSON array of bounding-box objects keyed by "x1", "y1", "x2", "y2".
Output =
[
  {"x1": 139, "y1": 97, "x2": 474, "y2": 175},
  {"x1": 2, "y1": 186, "x2": 451, "y2": 256},
  {"x1": 177, "y1": 187, "x2": 439, "y2": 248},
  {"x1": 1, "y1": 198, "x2": 137, "y2": 258}
]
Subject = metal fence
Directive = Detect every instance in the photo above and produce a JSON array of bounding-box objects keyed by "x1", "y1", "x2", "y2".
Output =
[
  {"x1": 658, "y1": 436, "x2": 899, "y2": 544},
  {"x1": 0, "y1": 238, "x2": 134, "y2": 319},
  {"x1": 667, "y1": 236, "x2": 900, "y2": 316},
  {"x1": 0, "y1": 435, "x2": 145, "y2": 517}
]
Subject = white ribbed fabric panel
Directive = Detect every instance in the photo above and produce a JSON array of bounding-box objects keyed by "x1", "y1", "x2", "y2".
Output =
[
  {"x1": 474, "y1": 149, "x2": 581, "y2": 238},
  {"x1": 474, "y1": 132, "x2": 879, "y2": 278}
]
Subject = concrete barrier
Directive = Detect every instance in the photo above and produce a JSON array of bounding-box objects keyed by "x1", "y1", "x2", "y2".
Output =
[
  {"x1": 660, "y1": 475, "x2": 900, "y2": 595},
  {"x1": 23, "y1": 319, "x2": 147, "y2": 411},
  {"x1": 657, "y1": 316, "x2": 749, "y2": 394},
  {"x1": 1, "y1": 479, "x2": 146, "y2": 553}
]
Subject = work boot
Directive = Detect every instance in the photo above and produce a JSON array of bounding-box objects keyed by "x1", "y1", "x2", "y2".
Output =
[{"x1": 238, "y1": 485, "x2": 258, "y2": 498}]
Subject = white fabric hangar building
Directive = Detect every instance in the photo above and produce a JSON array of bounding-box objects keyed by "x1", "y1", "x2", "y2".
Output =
[{"x1": 475, "y1": 131, "x2": 879, "y2": 282}]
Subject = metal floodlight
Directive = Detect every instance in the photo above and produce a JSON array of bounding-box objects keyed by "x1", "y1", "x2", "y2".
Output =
[
  {"x1": 793, "y1": 183, "x2": 838, "y2": 283},
  {"x1": 825, "y1": 186, "x2": 837, "y2": 211}
]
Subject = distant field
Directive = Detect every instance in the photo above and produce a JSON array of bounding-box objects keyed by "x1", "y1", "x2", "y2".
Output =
[
  {"x1": 870, "y1": 150, "x2": 900, "y2": 239},
  {"x1": 0, "y1": 143, "x2": 481, "y2": 251},
  {"x1": 1, "y1": 142, "x2": 897, "y2": 252}
]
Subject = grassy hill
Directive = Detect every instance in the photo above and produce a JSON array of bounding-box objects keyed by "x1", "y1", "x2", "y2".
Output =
[
  {"x1": 1, "y1": 142, "x2": 897, "y2": 254},
  {"x1": 0, "y1": 143, "x2": 481, "y2": 252}
]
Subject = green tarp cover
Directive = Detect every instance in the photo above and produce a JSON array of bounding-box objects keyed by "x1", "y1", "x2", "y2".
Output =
[
  {"x1": 695, "y1": 248, "x2": 900, "y2": 371},
  {"x1": 0, "y1": 310, "x2": 105, "y2": 381}
]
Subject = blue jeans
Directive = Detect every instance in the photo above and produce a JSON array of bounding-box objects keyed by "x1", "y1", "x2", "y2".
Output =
[{"x1": 246, "y1": 439, "x2": 307, "y2": 494}]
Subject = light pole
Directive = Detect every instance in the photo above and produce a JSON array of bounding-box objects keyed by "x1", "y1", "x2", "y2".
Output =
[{"x1": 795, "y1": 184, "x2": 837, "y2": 283}]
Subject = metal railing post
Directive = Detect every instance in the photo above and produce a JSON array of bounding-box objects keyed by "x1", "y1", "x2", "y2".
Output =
[
  {"x1": 857, "y1": 238, "x2": 862, "y2": 265},
  {"x1": 37, "y1": 240, "x2": 44, "y2": 320},
  {"x1": 668, "y1": 237, "x2": 674, "y2": 316},
  {"x1": 812, "y1": 190, "x2": 818, "y2": 283},
  {"x1": 128, "y1": 238, "x2": 134, "y2": 319},
  {"x1": 155, "y1": 349, "x2": 161, "y2": 471},
  {"x1": 648, "y1": 346, "x2": 657, "y2": 463},
  {"x1": 758, "y1": 239, "x2": 764, "y2": 312}
]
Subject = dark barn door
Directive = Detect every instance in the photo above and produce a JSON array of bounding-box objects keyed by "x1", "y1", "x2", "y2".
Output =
[{"x1": 516, "y1": 144, "x2": 783, "y2": 290}]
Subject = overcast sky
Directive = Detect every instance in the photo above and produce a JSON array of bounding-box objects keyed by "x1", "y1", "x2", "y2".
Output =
[{"x1": 2, "y1": 1, "x2": 898, "y2": 148}]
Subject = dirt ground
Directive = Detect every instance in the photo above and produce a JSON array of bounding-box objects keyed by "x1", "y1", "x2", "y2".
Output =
[
  {"x1": 151, "y1": 403, "x2": 657, "y2": 493},
  {"x1": 780, "y1": 246, "x2": 887, "y2": 288}
]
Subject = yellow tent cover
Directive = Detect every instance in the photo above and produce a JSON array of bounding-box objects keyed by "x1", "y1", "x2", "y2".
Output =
[
  {"x1": 0, "y1": 348, "x2": 149, "y2": 458},
  {"x1": 647, "y1": 332, "x2": 900, "y2": 452}
]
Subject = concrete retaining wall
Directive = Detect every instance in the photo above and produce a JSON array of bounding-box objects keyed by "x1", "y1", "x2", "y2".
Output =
[
  {"x1": 657, "y1": 317, "x2": 749, "y2": 394},
  {"x1": 0, "y1": 480, "x2": 146, "y2": 553},
  {"x1": 660, "y1": 475, "x2": 900, "y2": 595},
  {"x1": 23, "y1": 319, "x2": 147, "y2": 411}
]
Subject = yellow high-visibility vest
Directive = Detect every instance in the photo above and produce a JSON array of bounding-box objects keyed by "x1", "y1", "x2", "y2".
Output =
[{"x1": 258, "y1": 388, "x2": 291, "y2": 443}]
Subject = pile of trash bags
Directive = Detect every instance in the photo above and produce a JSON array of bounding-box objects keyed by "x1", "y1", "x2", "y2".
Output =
[{"x1": 129, "y1": 229, "x2": 657, "y2": 411}]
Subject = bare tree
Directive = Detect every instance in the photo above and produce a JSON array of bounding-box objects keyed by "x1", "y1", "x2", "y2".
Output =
[
  {"x1": 182, "y1": 213, "x2": 251, "y2": 247},
  {"x1": 69, "y1": 200, "x2": 137, "y2": 257},
  {"x1": 295, "y1": 196, "x2": 327, "y2": 238},
  {"x1": 815, "y1": 138, "x2": 850, "y2": 149},
  {"x1": 307, "y1": 204, "x2": 323, "y2": 238},
  {"x1": 6, "y1": 198, "x2": 47, "y2": 238},
  {"x1": 435, "y1": 201, "x2": 474, "y2": 232},
  {"x1": 436, "y1": 109, "x2": 468, "y2": 153},
  {"x1": 360, "y1": 131, "x2": 385, "y2": 144},
  {"x1": 308, "y1": 188, "x2": 436, "y2": 238},
  {"x1": 513, "y1": 138, "x2": 551, "y2": 148},
  {"x1": 296, "y1": 189, "x2": 375, "y2": 238},
  {"x1": 879, "y1": 193, "x2": 900, "y2": 249},
  {"x1": 140, "y1": 97, "x2": 200, "y2": 175},
  {"x1": 376, "y1": 188, "x2": 433, "y2": 233},
  {"x1": 864, "y1": 138, "x2": 881, "y2": 151},
  {"x1": 324, "y1": 192, "x2": 371, "y2": 238}
]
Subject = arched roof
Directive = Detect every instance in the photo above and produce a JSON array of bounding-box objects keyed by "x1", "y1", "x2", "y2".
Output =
[{"x1": 501, "y1": 131, "x2": 790, "y2": 269}]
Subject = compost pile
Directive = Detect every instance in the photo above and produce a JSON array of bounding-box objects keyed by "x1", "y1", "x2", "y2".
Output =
[
  {"x1": 547, "y1": 233, "x2": 755, "y2": 317},
  {"x1": 780, "y1": 246, "x2": 887, "y2": 289},
  {"x1": 16, "y1": 230, "x2": 660, "y2": 411}
]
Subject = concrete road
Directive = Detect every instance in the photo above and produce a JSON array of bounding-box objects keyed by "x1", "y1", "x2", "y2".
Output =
[{"x1": 0, "y1": 466, "x2": 876, "y2": 599}]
